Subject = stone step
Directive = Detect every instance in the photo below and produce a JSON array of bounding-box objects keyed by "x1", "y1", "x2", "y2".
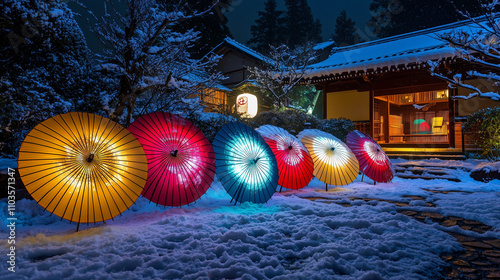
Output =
[
  {"x1": 388, "y1": 153, "x2": 466, "y2": 160},
  {"x1": 395, "y1": 173, "x2": 461, "y2": 182},
  {"x1": 394, "y1": 166, "x2": 455, "y2": 176},
  {"x1": 394, "y1": 163, "x2": 471, "y2": 172}
]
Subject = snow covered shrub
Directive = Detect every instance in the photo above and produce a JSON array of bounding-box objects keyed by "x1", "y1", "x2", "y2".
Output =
[
  {"x1": 88, "y1": 0, "x2": 223, "y2": 126},
  {"x1": 317, "y1": 118, "x2": 355, "y2": 142},
  {"x1": 247, "y1": 109, "x2": 320, "y2": 135},
  {"x1": 0, "y1": 0, "x2": 102, "y2": 156},
  {"x1": 187, "y1": 113, "x2": 236, "y2": 143},
  {"x1": 463, "y1": 107, "x2": 500, "y2": 162}
]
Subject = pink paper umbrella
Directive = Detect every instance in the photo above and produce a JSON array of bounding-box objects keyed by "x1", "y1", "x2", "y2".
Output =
[
  {"x1": 128, "y1": 112, "x2": 215, "y2": 207},
  {"x1": 346, "y1": 130, "x2": 394, "y2": 183}
]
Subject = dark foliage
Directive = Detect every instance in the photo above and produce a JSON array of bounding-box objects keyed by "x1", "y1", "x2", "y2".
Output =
[
  {"x1": 332, "y1": 10, "x2": 360, "y2": 47},
  {"x1": 283, "y1": 0, "x2": 322, "y2": 48},
  {"x1": 0, "y1": 0, "x2": 102, "y2": 156},
  {"x1": 463, "y1": 107, "x2": 500, "y2": 161},
  {"x1": 169, "y1": 0, "x2": 232, "y2": 58},
  {"x1": 367, "y1": 0, "x2": 483, "y2": 38},
  {"x1": 317, "y1": 117, "x2": 356, "y2": 142},
  {"x1": 246, "y1": 109, "x2": 355, "y2": 141},
  {"x1": 248, "y1": 0, "x2": 285, "y2": 53}
]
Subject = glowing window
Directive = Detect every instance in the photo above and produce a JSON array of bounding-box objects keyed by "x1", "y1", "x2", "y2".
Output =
[{"x1": 236, "y1": 93, "x2": 258, "y2": 118}]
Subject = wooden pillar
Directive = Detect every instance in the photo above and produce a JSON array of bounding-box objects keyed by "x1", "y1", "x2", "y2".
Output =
[
  {"x1": 323, "y1": 84, "x2": 328, "y2": 119},
  {"x1": 369, "y1": 90, "x2": 374, "y2": 138},
  {"x1": 448, "y1": 87, "x2": 457, "y2": 148}
]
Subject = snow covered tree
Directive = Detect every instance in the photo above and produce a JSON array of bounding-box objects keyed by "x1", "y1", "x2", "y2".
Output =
[
  {"x1": 248, "y1": 0, "x2": 285, "y2": 53},
  {"x1": 169, "y1": 0, "x2": 233, "y2": 58},
  {"x1": 0, "y1": 0, "x2": 101, "y2": 156},
  {"x1": 332, "y1": 10, "x2": 360, "y2": 47},
  {"x1": 367, "y1": 0, "x2": 482, "y2": 38},
  {"x1": 284, "y1": 0, "x2": 322, "y2": 48},
  {"x1": 428, "y1": 1, "x2": 500, "y2": 101},
  {"x1": 86, "y1": 0, "x2": 224, "y2": 125},
  {"x1": 247, "y1": 44, "x2": 317, "y2": 109}
]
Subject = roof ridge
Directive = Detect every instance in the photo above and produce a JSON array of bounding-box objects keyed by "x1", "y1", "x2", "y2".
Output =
[
  {"x1": 222, "y1": 37, "x2": 272, "y2": 62},
  {"x1": 332, "y1": 15, "x2": 490, "y2": 53}
]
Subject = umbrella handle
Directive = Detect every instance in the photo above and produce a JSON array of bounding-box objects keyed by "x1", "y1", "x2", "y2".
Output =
[{"x1": 86, "y1": 154, "x2": 94, "y2": 163}]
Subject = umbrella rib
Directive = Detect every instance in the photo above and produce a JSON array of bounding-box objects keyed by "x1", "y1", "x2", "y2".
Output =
[
  {"x1": 90, "y1": 166, "x2": 105, "y2": 223},
  {"x1": 32, "y1": 162, "x2": 85, "y2": 217}
]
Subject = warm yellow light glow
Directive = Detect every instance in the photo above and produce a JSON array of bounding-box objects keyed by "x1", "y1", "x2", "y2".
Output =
[
  {"x1": 298, "y1": 129, "x2": 359, "y2": 186},
  {"x1": 18, "y1": 112, "x2": 148, "y2": 223},
  {"x1": 236, "y1": 93, "x2": 258, "y2": 118}
]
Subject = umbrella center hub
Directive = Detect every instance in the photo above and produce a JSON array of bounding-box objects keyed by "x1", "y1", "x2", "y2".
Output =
[
  {"x1": 330, "y1": 147, "x2": 335, "y2": 151},
  {"x1": 251, "y1": 157, "x2": 260, "y2": 165},
  {"x1": 86, "y1": 153, "x2": 95, "y2": 163},
  {"x1": 170, "y1": 150, "x2": 178, "y2": 157},
  {"x1": 288, "y1": 145, "x2": 293, "y2": 150}
]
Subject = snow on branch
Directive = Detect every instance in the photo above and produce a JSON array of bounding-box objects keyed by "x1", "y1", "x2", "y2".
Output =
[
  {"x1": 80, "y1": 0, "x2": 223, "y2": 125},
  {"x1": 247, "y1": 44, "x2": 317, "y2": 109},
  {"x1": 429, "y1": 0, "x2": 500, "y2": 101}
]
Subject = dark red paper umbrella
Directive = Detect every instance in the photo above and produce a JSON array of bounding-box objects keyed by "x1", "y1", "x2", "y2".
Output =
[
  {"x1": 346, "y1": 130, "x2": 394, "y2": 183},
  {"x1": 128, "y1": 112, "x2": 215, "y2": 207},
  {"x1": 256, "y1": 125, "x2": 313, "y2": 191}
]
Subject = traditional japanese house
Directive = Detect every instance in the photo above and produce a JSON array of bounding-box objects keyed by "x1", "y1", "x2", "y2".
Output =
[
  {"x1": 209, "y1": 37, "x2": 274, "y2": 116},
  {"x1": 305, "y1": 19, "x2": 500, "y2": 155}
]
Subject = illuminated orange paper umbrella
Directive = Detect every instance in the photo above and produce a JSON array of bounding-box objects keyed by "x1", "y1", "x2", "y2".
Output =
[
  {"x1": 256, "y1": 125, "x2": 313, "y2": 191},
  {"x1": 18, "y1": 112, "x2": 148, "y2": 225},
  {"x1": 346, "y1": 130, "x2": 394, "y2": 183},
  {"x1": 128, "y1": 112, "x2": 216, "y2": 207},
  {"x1": 298, "y1": 129, "x2": 359, "y2": 190}
]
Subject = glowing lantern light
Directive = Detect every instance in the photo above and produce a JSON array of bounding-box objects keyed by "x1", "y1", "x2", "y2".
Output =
[
  {"x1": 213, "y1": 122, "x2": 279, "y2": 204},
  {"x1": 298, "y1": 129, "x2": 359, "y2": 189},
  {"x1": 128, "y1": 112, "x2": 215, "y2": 207},
  {"x1": 236, "y1": 93, "x2": 258, "y2": 118},
  {"x1": 346, "y1": 130, "x2": 394, "y2": 183},
  {"x1": 256, "y1": 125, "x2": 313, "y2": 191},
  {"x1": 18, "y1": 112, "x2": 148, "y2": 224}
]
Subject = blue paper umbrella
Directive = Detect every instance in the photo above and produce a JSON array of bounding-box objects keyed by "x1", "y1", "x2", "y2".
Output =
[{"x1": 213, "y1": 122, "x2": 279, "y2": 204}]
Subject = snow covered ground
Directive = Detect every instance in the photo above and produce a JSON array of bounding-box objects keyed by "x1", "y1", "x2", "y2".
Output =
[{"x1": 0, "y1": 158, "x2": 498, "y2": 279}]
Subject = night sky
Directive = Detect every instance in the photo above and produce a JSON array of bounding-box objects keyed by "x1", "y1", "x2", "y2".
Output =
[{"x1": 224, "y1": 0, "x2": 374, "y2": 44}]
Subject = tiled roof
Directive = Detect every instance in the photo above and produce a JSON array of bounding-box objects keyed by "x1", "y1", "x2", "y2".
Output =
[
  {"x1": 304, "y1": 18, "x2": 487, "y2": 81},
  {"x1": 214, "y1": 37, "x2": 273, "y2": 63}
]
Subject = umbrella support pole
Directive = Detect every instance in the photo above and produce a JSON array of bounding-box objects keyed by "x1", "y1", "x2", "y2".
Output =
[
  {"x1": 279, "y1": 185, "x2": 283, "y2": 193},
  {"x1": 361, "y1": 173, "x2": 364, "y2": 182},
  {"x1": 325, "y1": 183, "x2": 328, "y2": 192},
  {"x1": 76, "y1": 222, "x2": 80, "y2": 232}
]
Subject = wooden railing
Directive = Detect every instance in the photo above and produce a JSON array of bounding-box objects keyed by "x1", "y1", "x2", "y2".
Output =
[{"x1": 354, "y1": 121, "x2": 371, "y2": 135}]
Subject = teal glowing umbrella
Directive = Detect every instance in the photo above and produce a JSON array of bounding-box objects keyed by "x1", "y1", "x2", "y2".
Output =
[{"x1": 212, "y1": 122, "x2": 279, "y2": 204}]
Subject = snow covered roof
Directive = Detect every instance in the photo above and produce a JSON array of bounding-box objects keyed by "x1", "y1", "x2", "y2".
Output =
[
  {"x1": 182, "y1": 70, "x2": 232, "y2": 91},
  {"x1": 167, "y1": 61, "x2": 231, "y2": 92},
  {"x1": 313, "y1": 40, "x2": 336, "y2": 51},
  {"x1": 214, "y1": 37, "x2": 273, "y2": 63},
  {"x1": 304, "y1": 19, "x2": 485, "y2": 81}
]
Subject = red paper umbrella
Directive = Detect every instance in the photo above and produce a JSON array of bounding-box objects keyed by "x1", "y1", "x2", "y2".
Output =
[
  {"x1": 128, "y1": 112, "x2": 215, "y2": 207},
  {"x1": 346, "y1": 130, "x2": 394, "y2": 183},
  {"x1": 256, "y1": 125, "x2": 313, "y2": 191}
]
